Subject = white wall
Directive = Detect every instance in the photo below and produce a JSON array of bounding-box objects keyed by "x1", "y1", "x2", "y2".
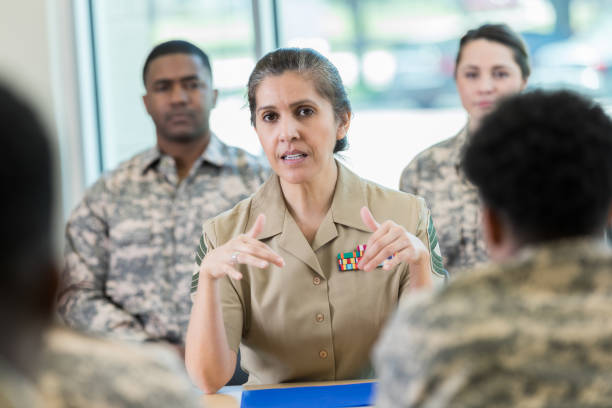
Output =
[{"x1": 0, "y1": 0, "x2": 86, "y2": 251}]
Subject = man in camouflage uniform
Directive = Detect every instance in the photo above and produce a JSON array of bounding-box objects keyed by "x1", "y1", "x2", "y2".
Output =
[
  {"x1": 375, "y1": 90, "x2": 612, "y2": 407},
  {"x1": 58, "y1": 40, "x2": 268, "y2": 351},
  {"x1": 0, "y1": 84, "x2": 201, "y2": 407},
  {"x1": 399, "y1": 128, "x2": 487, "y2": 275}
]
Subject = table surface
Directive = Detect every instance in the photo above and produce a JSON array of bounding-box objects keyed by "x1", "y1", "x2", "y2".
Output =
[{"x1": 201, "y1": 379, "x2": 377, "y2": 408}]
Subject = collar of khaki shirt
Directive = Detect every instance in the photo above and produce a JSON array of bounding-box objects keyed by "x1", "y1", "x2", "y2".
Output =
[
  {"x1": 139, "y1": 132, "x2": 228, "y2": 174},
  {"x1": 246, "y1": 160, "x2": 371, "y2": 276}
]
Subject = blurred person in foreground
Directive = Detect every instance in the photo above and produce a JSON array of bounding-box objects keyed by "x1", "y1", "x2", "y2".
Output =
[
  {"x1": 57, "y1": 40, "x2": 267, "y2": 375},
  {"x1": 400, "y1": 24, "x2": 530, "y2": 274},
  {"x1": 0, "y1": 84, "x2": 201, "y2": 407},
  {"x1": 375, "y1": 89, "x2": 612, "y2": 407},
  {"x1": 186, "y1": 48, "x2": 447, "y2": 394}
]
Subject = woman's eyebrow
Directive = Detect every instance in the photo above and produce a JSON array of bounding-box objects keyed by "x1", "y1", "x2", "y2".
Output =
[
  {"x1": 289, "y1": 99, "x2": 317, "y2": 108},
  {"x1": 256, "y1": 104, "x2": 276, "y2": 113},
  {"x1": 256, "y1": 99, "x2": 318, "y2": 113}
]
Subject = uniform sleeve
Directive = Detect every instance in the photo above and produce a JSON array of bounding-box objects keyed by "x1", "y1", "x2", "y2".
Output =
[
  {"x1": 399, "y1": 157, "x2": 421, "y2": 195},
  {"x1": 219, "y1": 276, "x2": 244, "y2": 353},
  {"x1": 374, "y1": 292, "x2": 469, "y2": 408},
  {"x1": 414, "y1": 197, "x2": 448, "y2": 288},
  {"x1": 606, "y1": 226, "x2": 612, "y2": 246},
  {"x1": 190, "y1": 224, "x2": 244, "y2": 353},
  {"x1": 57, "y1": 182, "x2": 150, "y2": 341},
  {"x1": 39, "y1": 329, "x2": 203, "y2": 408}
]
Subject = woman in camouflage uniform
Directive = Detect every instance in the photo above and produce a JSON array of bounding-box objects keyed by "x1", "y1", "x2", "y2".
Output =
[{"x1": 400, "y1": 24, "x2": 531, "y2": 275}]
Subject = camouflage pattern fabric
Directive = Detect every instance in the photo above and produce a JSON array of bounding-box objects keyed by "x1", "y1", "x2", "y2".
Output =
[
  {"x1": 38, "y1": 327, "x2": 202, "y2": 408},
  {"x1": 0, "y1": 358, "x2": 43, "y2": 408},
  {"x1": 399, "y1": 127, "x2": 487, "y2": 275},
  {"x1": 58, "y1": 134, "x2": 269, "y2": 343},
  {"x1": 374, "y1": 238, "x2": 612, "y2": 408}
]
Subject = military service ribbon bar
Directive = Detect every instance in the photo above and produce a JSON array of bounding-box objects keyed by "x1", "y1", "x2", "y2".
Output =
[{"x1": 336, "y1": 244, "x2": 391, "y2": 271}]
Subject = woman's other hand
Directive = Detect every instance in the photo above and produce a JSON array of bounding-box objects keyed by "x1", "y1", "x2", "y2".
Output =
[{"x1": 358, "y1": 206, "x2": 432, "y2": 289}]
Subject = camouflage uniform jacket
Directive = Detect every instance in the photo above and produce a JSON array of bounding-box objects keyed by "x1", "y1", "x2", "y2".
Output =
[
  {"x1": 58, "y1": 134, "x2": 269, "y2": 344},
  {"x1": 399, "y1": 127, "x2": 487, "y2": 274},
  {"x1": 374, "y1": 238, "x2": 612, "y2": 408},
  {"x1": 38, "y1": 326, "x2": 202, "y2": 408},
  {"x1": 0, "y1": 358, "x2": 43, "y2": 408}
]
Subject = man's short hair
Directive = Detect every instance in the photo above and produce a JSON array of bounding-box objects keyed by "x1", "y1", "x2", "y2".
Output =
[
  {"x1": 462, "y1": 90, "x2": 612, "y2": 242},
  {"x1": 0, "y1": 84, "x2": 53, "y2": 292},
  {"x1": 142, "y1": 40, "x2": 212, "y2": 86}
]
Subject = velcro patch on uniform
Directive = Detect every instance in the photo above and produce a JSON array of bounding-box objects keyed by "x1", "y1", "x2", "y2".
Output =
[{"x1": 427, "y1": 214, "x2": 448, "y2": 280}]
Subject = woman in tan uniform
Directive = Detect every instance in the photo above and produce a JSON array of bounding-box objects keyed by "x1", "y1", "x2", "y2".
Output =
[
  {"x1": 186, "y1": 48, "x2": 446, "y2": 393},
  {"x1": 399, "y1": 24, "x2": 530, "y2": 274}
]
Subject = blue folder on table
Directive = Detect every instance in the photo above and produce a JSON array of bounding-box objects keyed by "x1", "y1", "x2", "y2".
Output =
[{"x1": 240, "y1": 381, "x2": 376, "y2": 408}]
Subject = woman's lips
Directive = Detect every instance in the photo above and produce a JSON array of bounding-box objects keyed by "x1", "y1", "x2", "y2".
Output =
[
  {"x1": 283, "y1": 153, "x2": 306, "y2": 160},
  {"x1": 281, "y1": 151, "x2": 308, "y2": 163}
]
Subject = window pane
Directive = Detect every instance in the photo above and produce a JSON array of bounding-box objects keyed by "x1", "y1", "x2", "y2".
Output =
[
  {"x1": 92, "y1": 0, "x2": 259, "y2": 171},
  {"x1": 277, "y1": 0, "x2": 612, "y2": 188},
  {"x1": 91, "y1": 0, "x2": 612, "y2": 188}
]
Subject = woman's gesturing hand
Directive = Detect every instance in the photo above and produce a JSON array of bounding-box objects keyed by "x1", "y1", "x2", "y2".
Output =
[
  {"x1": 357, "y1": 206, "x2": 430, "y2": 276},
  {"x1": 200, "y1": 214, "x2": 285, "y2": 281}
]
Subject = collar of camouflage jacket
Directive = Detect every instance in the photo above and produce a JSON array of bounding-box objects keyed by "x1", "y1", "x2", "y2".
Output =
[
  {"x1": 511, "y1": 236, "x2": 611, "y2": 271},
  {"x1": 140, "y1": 132, "x2": 228, "y2": 174}
]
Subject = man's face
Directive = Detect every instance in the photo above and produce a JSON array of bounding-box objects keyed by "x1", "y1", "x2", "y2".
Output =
[{"x1": 142, "y1": 53, "x2": 217, "y2": 144}]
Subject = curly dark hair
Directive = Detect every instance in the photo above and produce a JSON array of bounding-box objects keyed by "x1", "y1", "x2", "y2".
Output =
[{"x1": 462, "y1": 90, "x2": 612, "y2": 242}]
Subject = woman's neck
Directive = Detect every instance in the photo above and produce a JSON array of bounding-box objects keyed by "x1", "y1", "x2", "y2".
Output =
[
  {"x1": 467, "y1": 117, "x2": 480, "y2": 135},
  {"x1": 280, "y1": 160, "x2": 338, "y2": 244}
]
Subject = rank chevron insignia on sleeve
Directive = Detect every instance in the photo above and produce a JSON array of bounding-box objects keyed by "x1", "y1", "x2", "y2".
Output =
[
  {"x1": 427, "y1": 214, "x2": 449, "y2": 281},
  {"x1": 191, "y1": 234, "x2": 208, "y2": 295}
]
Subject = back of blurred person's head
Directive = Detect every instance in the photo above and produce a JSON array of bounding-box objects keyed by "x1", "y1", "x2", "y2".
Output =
[
  {"x1": 0, "y1": 84, "x2": 58, "y2": 376},
  {"x1": 462, "y1": 90, "x2": 612, "y2": 257}
]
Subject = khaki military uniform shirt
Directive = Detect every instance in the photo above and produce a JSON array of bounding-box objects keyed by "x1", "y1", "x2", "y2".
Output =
[
  {"x1": 375, "y1": 238, "x2": 612, "y2": 408},
  {"x1": 192, "y1": 161, "x2": 445, "y2": 385},
  {"x1": 38, "y1": 326, "x2": 202, "y2": 408},
  {"x1": 400, "y1": 127, "x2": 487, "y2": 275},
  {"x1": 59, "y1": 134, "x2": 269, "y2": 344}
]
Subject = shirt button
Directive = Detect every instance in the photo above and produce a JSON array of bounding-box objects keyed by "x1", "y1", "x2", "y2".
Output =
[
  {"x1": 319, "y1": 350, "x2": 328, "y2": 359},
  {"x1": 316, "y1": 313, "x2": 324, "y2": 322},
  {"x1": 313, "y1": 276, "x2": 321, "y2": 285}
]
